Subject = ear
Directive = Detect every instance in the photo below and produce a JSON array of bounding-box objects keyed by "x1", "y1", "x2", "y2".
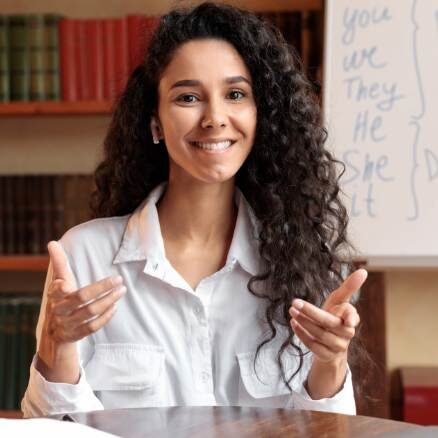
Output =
[{"x1": 150, "y1": 116, "x2": 162, "y2": 143}]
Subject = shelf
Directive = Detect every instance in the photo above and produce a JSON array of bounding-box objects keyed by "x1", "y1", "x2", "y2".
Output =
[
  {"x1": 0, "y1": 255, "x2": 49, "y2": 272},
  {"x1": 0, "y1": 101, "x2": 113, "y2": 116}
]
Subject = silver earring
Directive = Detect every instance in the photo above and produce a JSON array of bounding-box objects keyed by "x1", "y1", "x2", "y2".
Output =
[{"x1": 153, "y1": 137, "x2": 160, "y2": 144}]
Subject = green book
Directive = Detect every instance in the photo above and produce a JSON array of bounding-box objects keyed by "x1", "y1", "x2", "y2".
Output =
[
  {"x1": 3, "y1": 297, "x2": 20, "y2": 409},
  {"x1": 17, "y1": 296, "x2": 40, "y2": 406},
  {"x1": 0, "y1": 15, "x2": 10, "y2": 101},
  {"x1": 0, "y1": 297, "x2": 6, "y2": 408},
  {"x1": 44, "y1": 14, "x2": 61, "y2": 101},
  {"x1": 9, "y1": 14, "x2": 30, "y2": 101},
  {"x1": 28, "y1": 14, "x2": 46, "y2": 100}
]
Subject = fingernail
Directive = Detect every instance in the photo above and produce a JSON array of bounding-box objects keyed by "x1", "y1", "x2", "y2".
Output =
[
  {"x1": 290, "y1": 307, "x2": 299, "y2": 317},
  {"x1": 293, "y1": 299, "x2": 304, "y2": 309},
  {"x1": 113, "y1": 275, "x2": 123, "y2": 285},
  {"x1": 116, "y1": 286, "x2": 127, "y2": 295}
]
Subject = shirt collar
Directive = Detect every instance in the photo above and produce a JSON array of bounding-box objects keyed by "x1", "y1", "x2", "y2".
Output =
[{"x1": 113, "y1": 182, "x2": 260, "y2": 276}]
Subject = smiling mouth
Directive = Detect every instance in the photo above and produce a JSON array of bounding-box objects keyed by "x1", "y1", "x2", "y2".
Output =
[{"x1": 189, "y1": 140, "x2": 235, "y2": 151}]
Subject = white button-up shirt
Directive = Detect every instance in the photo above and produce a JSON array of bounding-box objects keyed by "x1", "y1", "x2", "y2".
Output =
[{"x1": 22, "y1": 183, "x2": 355, "y2": 417}]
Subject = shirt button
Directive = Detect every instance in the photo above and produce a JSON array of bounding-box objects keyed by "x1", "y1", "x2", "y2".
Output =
[
  {"x1": 194, "y1": 306, "x2": 202, "y2": 316},
  {"x1": 201, "y1": 371, "x2": 210, "y2": 382}
]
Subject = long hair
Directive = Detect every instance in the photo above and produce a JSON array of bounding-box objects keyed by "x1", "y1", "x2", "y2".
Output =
[{"x1": 91, "y1": 2, "x2": 358, "y2": 392}]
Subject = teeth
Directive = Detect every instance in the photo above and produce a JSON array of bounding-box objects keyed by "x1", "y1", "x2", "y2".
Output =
[{"x1": 192, "y1": 140, "x2": 232, "y2": 150}]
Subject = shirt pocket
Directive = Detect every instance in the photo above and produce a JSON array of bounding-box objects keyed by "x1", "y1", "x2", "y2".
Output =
[
  {"x1": 236, "y1": 349, "x2": 304, "y2": 408},
  {"x1": 85, "y1": 343, "x2": 165, "y2": 408}
]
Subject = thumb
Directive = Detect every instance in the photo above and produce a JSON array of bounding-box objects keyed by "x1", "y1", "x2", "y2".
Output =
[
  {"x1": 324, "y1": 268, "x2": 368, "y2": 308},
  {"x1": 47, "y1": 240, "x2": 77, "y2": 289}
]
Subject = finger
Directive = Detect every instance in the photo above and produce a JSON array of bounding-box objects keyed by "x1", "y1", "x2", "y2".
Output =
[
  {"x1": 48, "y1": 279, "x2": 72, "y2": 300},
  {"x1": 54, "y1": 275, "x2": 124, "y2": 315},
  {"x1": 290, "y1": 308, "x2": 353, "y2": 351},
  {"x1": 291, "y1": 299, "x2": 343, "y2": 329},
  {"x1": 331, "y1": 302, "x2": 361, "y2": 328},
  {"x1": 291, "y1": 319, "x2": 334, "y2": 362},
  {"x1": 50, "y1": 304, "x2": 118, "y2": 343},
  {"x1": 47, "y1": 241, "x2": 77, "y2": 288},
  {"x1": 63, "y1": 285, "x2": 126, "y2": 327},
  {"x1": 290, "y1": 306, "x2": 355, "y2": 340},
  {"x1": 75, "y1": 303, "x2": 118, "y2": 339},
  {"x1": 324, "y1": 269, "x2": 368, "y2": 308}
]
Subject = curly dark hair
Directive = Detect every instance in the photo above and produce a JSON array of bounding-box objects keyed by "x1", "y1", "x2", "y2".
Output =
[{"x1": 91, "y1": 1, "x2": 361, "y2": 394}]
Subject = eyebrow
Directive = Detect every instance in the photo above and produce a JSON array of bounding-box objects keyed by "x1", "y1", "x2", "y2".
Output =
[{"x1": 169, "y1": 75, "x2": 252, "y2": 89}]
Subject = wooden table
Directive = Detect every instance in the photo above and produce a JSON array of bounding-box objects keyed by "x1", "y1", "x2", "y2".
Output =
[{"x1": 55, "y1": 406, "x2": 424, "y2": 438}]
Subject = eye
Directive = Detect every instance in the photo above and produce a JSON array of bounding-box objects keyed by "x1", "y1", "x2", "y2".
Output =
[
  {"x1": 228, "y1": 90, "x2": 246, "y2": 100},
  {"x1": 176, "y1": 94, "x2": 198, "y2": 104}
]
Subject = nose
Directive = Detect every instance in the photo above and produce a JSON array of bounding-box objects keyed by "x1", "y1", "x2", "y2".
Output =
[{"x1": 201, "y1": 99, "x2": 227, "y2": 129}]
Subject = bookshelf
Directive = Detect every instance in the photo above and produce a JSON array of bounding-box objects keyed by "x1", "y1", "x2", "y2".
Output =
[
  {"x1": 0, "y1": 101, "x2": 112, "y2": 116},
  {"x1": 0, "y1": 256, "x2": 49, "y2": 272}
]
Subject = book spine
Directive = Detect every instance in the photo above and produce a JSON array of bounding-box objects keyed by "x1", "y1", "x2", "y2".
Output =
[
  {"x1": 15, "y1": 175, "x2": 26, "y2": 254},
  {"x1": 143, "y1": 16, "x2": 160, "y2": 53},
  {"x1": 86, "y1": 19, "x2": 104, "y2": 100},
  {"x1": 41, "y1": 175, "x2": 54, "y2": 249},
  {"x1": 52, "y1": 174, "x2": 64, "y2": 240},
  {"x1": 0, "y1": 297, "x2": 6, "y2": 408},
  {"x1": 59, "y1": 18, "x2": 77, "y2": 101},
  {"x1": 4, "y1": 176, "x2": 15, "y2": 254},
  {"x1": 127, "y1": 15, "x2": 147, "y2": 73},
  {"x1": 76, "y1": 19, "x2": 90, "y2": 100},
  {"x1": 0, "y1": 15, "x2": 10, "y2": 102},
  {"x1": 9, "y1": 15, "x2": 30, "y2": 101},
  {"x1": 26, "y1": 175, "x2": 39, "y2": 254},
  {"x1": 28, "y1": 14, "x2": 46, "y2": 101},
  {"x1": 113, "y1": 17, "x2": 129, "y2": 98},
  {"x1": 102, "y1": 18, "x2": 115, "y2": 100},
  {"x1": 45, "y1": 14, "x2": 61, "y2": 101},
  {"x1": 0, "y1": 177, "x2": 4, "y2": 254},
  {"x1": 3, "y1": 298, "x2": 19, "y2": 408}
]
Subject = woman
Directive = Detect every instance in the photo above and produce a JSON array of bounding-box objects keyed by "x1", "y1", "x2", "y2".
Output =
[{"x1": 22, "y1": 2, "x2": 367, "y2": 417}]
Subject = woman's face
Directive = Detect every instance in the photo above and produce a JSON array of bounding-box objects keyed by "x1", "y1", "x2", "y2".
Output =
[{"x1": 156, "y1": 38, "x2": 257, "y2": 185}]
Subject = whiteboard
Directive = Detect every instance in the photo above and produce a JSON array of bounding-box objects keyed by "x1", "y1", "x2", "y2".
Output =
[{"x1": 323, "y1": 0, "x2": 438, "y2": 267}]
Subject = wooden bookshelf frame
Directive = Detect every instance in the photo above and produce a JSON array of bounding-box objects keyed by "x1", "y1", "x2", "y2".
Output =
[
  {"x1": 0, "y1": 255, "x2": 49, "y2": 272},
  {"x1": 0, "y1": 101, "x2": 112, "y2": 116}
]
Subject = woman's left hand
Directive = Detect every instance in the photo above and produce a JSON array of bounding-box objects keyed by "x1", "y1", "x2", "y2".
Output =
[{"x1": 288, "y1": 268, "x2": 368, "y2": 363}]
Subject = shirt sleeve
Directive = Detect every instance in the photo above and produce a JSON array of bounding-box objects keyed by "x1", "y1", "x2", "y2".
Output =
[
  {"x1": 287, "y1": 364, "x2": 356, "y2": 415},
  {"x1": 21, "y1": 259, "x2": 103, "y2": 418}
]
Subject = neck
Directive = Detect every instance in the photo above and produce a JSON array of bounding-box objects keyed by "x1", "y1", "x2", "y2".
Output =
[{"x1": 157, "y1": 177, "x2": 237, "y2": 247}]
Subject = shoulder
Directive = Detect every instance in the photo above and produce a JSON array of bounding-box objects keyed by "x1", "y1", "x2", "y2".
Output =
[{"x1": 59, "y1": 215, "x2": 130, "y2": 263}]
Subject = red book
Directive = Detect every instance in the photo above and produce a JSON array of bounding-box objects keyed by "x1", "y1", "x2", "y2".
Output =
[
  {"x1": 127, "y1": 15, "x2": 150, "y2": 73},
  {"x1": 114, "y1": 18, "x2": 129, "y2": 98},
  {"x1": 86, "y1": 19, "x2": 104, "y2": 100},
  {"x1": 143, "y1": 16, "x2": 160, "y2": 53},
  {"x1": 59, "y1": 18, "x2": 78, "y2": 101},
  {"x1": 75, "y1": 19, "x2": 90, "y2": 100},
  {"x1": 102, "y1": 19, "x2": 115, "y2": 100},
  {"x1": 103, "y1": 18, "x2": 129, "y2": 100},
  {"x1": 402, "y1": 367, "x2": 438, "y2": 425}
]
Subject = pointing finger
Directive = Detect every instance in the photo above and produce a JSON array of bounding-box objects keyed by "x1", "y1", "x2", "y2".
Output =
[
  {"x1": 47, "y1": 240, "x2": 77, "y2": 288},
  {"x1": 324, "y1": 268, "x2": 368, "y2": 308}
]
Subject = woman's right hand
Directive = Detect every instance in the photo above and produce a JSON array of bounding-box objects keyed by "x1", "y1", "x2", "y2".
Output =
[{"x1": 36, "y1": 240, "x2": 126, "y2": 383}]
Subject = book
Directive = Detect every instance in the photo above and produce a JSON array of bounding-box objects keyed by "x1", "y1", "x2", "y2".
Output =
[
  {"x1": 44, "y1": 14, "x2": 61, "y2": 100},
  {"x1": 9, "y1": 15, "x2": 30, "y2": 101},
  {"x1": 86, "y1": 19, "x2": 104, "y2": 100},
  {"x1": 75, "y1": 19, "x2": 90, "y2": 100},
  {"x1": 28, "y1": 14, "x2": 46, "y2": 101},
  {"x1": 103, "y1": 17, "x2": 129, "y2": 100},
  {"x1": 59, "y1": 18, "x2": 78, "y2": 101},
  {"x1": 0, "y1": 15, "x2": 10, "y2": 102}
]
